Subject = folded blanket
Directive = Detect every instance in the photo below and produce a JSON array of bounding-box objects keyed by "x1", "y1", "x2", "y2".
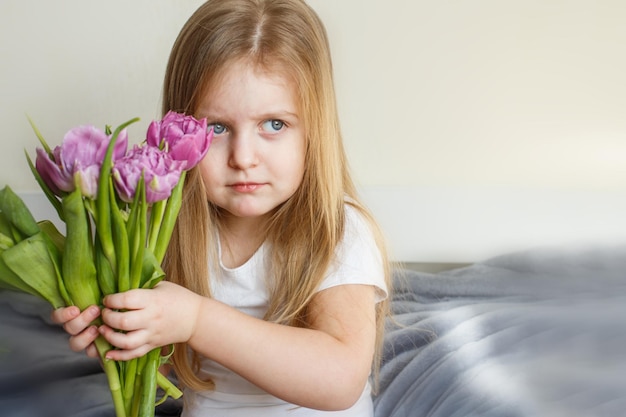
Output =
[{"x1": 374, "y1": 245, "x2": 626, "y2": 417}]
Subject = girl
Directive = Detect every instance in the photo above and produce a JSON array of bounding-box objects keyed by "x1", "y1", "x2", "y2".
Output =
[{"x1": 53, "y1": 0, "x2": 391, "y2": 415}]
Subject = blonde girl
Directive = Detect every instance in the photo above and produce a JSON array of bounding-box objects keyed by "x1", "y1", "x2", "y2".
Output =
[{"x1": 53, "y1": 1, "x2": 391, "y2": 415}]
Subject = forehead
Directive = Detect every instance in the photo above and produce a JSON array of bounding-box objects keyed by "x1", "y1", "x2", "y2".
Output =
[
  {"x1": 211, "y1": 56, "x2": 297, "y2": 90},
  {"x1": 195, "y1": 60, "x2": 300, "y2": 118},
  {"x1": 197, "y1": 59, "x2": 300, "y2": 112}
]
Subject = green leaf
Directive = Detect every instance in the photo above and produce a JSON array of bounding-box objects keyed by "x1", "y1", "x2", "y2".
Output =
[
  {"x1": 0, "y1": 256, "x2": 40, "y2": 297},
  {"x1": 0, "y1": 233, "x2": 13, "y2": 251},
  {"x1": 0, "y1": 186, "x2": 39, "y2": 238},
  {"x1": 37, "y1": 220, "x2": 65, "y2": 252},
  {"x1": 140, "y1": 250, "x2": 165, "y2": 289},
  {"x1": 1, "y1": 232, "x2": 65, "y2": 308},
  {"x1": 37, "y1": 220, "x2": 71, "y2": 306},
  {"x1": 26, "y1": 115, "x2": 53, "y2": 155},
  {"x1": 61, "y1": 189, "x2": 100, "y2": 309},
  {"x1": 95, "y1": 237, "x2": 117, "y2": 295},
  {"x1": 0, "y1": 212, "x2": 13, "y2": 239}
]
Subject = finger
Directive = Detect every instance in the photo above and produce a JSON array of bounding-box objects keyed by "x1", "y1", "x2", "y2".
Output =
[
  {"x1": 99, "y1": 327, "x2": 153, "y2": 361},
  {"x1": 68, "y1": 325, "x2": 99, "y2": 352},
  {"x1": 50, "y1": 306, "x2": 80, "y2": 325},
  {"x1": 63, "y1": 305, "x2": 101, "y2": 336},
  {"x1": 101, "y1": 308, "x2": 144, "y2": 332},
  {"x1": 102, "y1": 289, "x2": 146, "y2": 310},
  {"x1": 104, "y1": 345, "x2": 152, "y2": 362},
  {"x1": 99, "y1": 325, "x2": 150, "y2": 351},
  {"x1": 85, "y1": 343, "x2": 99, "y2": 359}
]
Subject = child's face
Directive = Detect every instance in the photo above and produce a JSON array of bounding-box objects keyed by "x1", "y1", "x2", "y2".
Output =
[{"x1": 195, "y1": 61, "x2": 306, "y2": 224}]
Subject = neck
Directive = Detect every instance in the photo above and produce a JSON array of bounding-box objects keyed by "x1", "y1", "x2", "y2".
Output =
[{"x1": 218, "y1": 213, "x2": 269, "y2": 268}]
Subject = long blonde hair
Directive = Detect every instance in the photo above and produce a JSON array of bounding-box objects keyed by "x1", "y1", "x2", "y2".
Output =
[{"x1": 162, "y1": 0, "x2": 391, "y2": 392}]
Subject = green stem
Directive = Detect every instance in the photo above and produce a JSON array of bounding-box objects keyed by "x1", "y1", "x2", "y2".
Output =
[
  {"x1": 94, "y1": 336, "x2": 126, "y2": 417},
  {"x1": 130, "y1": 181, "x2": 147, "y2": 290},
  {"x1": 129, "y1": 353, "x2": 148, "y2": 417},
  {"x1": 109, "y1": 180, "x2": 130, "y2": 292},
  {"x1": 156, "y1": 371, "x2": 183, "y2": 400},
  {"x1": 96, "y1": 117, "x2": 140, "y2": 273},
  {"x1": 153, "y1": 171, "x2": 186, "y2": 263},
  {"x1": 123, "y1": 358, "x2": 138, "y2": 414},
  {"x1": 146, "y1": 199, "x2": 166, "y2": 254},
  {"x1": 138, "y1": 348, "x2": 161, "y2": 417}
]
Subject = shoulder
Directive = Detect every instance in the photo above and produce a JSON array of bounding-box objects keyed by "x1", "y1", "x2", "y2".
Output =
[
  {"x1": 343, "y1": 202, "x2": 370, "y2": 231},
  {"x1": 341, "y1": 201, "x2": 381, "y2": 256},
  {"x1": 317, "y1": 202, "x2": 388, "y2": 301}
]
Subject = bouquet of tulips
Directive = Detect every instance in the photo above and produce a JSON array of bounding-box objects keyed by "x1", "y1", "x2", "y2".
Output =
[{"x1": 0, "y1": 111, "x2": 213, "y2": 417}]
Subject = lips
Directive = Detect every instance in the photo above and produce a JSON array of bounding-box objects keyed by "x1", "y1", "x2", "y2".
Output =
[{"x1": 230, "y1": 182, "x2": 264, "y2": 193}]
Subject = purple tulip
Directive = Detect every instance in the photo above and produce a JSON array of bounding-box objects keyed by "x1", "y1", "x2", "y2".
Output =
[
  {"x1": 35, "y1": 125, "x2": 128, "y2": 199},
  {"x1": 36, "y1": 147, "x2": 73, "y2": 196},
  {"x1": 146, "y1": 111, "x2": 212, "y2": 170},
  {"x1": 112, "y1": 144, "x2": 185, "y2": 203}
]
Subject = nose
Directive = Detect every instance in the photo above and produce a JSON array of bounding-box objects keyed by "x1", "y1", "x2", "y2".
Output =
[{"x1": 228, "y1": 132, "x2": 259, "y2": 170}]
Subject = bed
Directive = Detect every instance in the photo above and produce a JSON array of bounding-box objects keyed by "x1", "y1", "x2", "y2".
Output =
[{"x1": 1, "y1": 244, "x2": 625, "y2": 417}]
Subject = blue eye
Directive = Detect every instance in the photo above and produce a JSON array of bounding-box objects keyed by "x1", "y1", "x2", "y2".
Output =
[
  {"x1": 262, "y1": 119, "x2": 284, "y2": 132},
  {"x1": 208, "y1": 123, "x2": 226, "y2": 134}
]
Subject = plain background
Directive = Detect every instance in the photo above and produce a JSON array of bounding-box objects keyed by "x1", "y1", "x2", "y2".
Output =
[{"x1": 1, "y1": 1, "x2": 625, "y2": 262}]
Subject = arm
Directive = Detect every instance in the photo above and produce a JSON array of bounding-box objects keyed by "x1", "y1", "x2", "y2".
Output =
[{"x1": 98, "y1": 281, "x2": 377, "y2": 411}]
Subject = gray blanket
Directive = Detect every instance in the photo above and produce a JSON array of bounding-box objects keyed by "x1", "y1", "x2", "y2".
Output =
[
  {"x1": 375, "y1": 245, "x2": 626, "y2": 417},
  {"x1": 1, "y1": 245, "x2": 625, "y2": 416}
]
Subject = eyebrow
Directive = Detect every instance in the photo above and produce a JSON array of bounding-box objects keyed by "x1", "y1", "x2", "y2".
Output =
[
  {"x1": 203, "y1": 109, "x2": 300, "y2": 122},
  {"x1": 259, "y1": 110, "x2": 300, "y2": 120}
]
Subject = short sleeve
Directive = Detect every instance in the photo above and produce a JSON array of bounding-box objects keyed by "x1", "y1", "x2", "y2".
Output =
[{"x1": 317, "y1": 205, "x2": 388, "y2": 303}]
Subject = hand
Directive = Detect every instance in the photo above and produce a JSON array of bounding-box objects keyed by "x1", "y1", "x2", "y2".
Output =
[
  {"x1": 50, "y1": 305, "x2": 101, "y2": 358},
  {"x1": 98, "y1": 281, "x2": 202, "y2": 361}
]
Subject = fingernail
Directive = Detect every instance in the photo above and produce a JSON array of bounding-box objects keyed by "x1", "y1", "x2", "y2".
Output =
[{"x1": 88, "y1": 306, "x2": 100, "y2": 316}]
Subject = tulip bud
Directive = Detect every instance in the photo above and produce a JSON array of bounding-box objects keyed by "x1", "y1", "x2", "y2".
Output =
[
  {"x1": 113, "y1": 145, "x2": 184, "y2": 204},
  {"x1": 146, "y1": 111, "x2": 212, "y2": 170}
]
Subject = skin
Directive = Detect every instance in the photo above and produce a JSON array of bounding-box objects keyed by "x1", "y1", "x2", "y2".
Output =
[{"x1": 51, "y1": 61, "x2": 377, "y2": 411}]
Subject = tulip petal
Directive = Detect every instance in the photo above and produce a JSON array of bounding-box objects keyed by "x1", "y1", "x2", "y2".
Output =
[{"x1": 35, "y1": 147, "x2": 73, "y2": 194}]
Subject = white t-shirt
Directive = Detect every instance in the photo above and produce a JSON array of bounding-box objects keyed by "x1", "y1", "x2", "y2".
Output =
[{"x1": 182, "y1": 205, "x2": 388, "y2": 417}]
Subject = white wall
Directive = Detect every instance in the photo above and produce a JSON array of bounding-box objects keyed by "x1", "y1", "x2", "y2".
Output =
[{"x1": 2, "y1": 1, "x2": 625, "y2": 262}]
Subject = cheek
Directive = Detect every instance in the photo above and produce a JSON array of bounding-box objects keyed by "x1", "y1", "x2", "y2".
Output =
[
  {"x1": 286, "y1": 148, "x2": 306, "y2": 190},
  {"x1": 198, "y1": 152, "x2": 220, "y2": 190},
  {"x1": 294, "y1": 140, "x2": 307, "y2": 178},
  {"x1": 293, "y1": 153, "x2": 306, "y2": 180}
]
